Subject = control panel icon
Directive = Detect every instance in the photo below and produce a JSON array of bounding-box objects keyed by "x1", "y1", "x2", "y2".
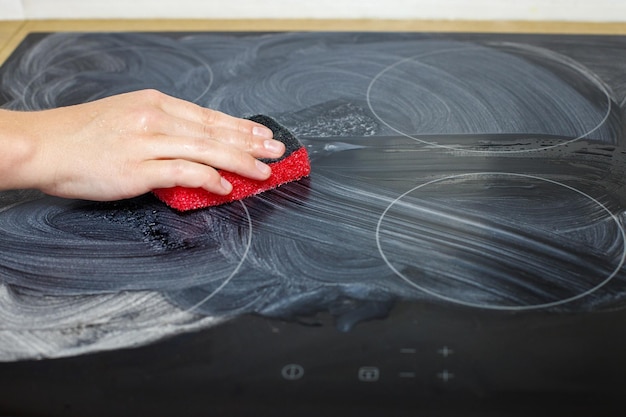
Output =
[
  {"x1": 281, "y1": 364, "x2": 304, "y2": 381},
  {"x1": 358, "y1": 366, "x2": 380, "y2": 382},
  {"x1": 437, "y1": 346, "x2": 454, "y2": 358},
  {"x1": 437, "y1": 369, "x2": 455, "y2": 383}
]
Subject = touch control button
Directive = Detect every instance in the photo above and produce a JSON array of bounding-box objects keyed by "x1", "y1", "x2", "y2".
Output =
[
  {"x1": 438, "y1": 346, "x2": 454, "y2": 357},
  {"x1": 358, "y1": 366, "x2": 380, "y2": 382},
  {"x1": 281, "y1": 364, "x2": 304, "y2": 380},
  {"x1": 437, "y1": 369, "x2": 455, "y2": 382}
]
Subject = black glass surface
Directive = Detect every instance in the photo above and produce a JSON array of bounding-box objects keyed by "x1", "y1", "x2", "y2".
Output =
[{"x1": 1, "y1": 31, "x2": 626, "y2": 416}]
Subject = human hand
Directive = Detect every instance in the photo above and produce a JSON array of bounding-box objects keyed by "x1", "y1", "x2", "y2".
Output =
[{"x1": 0, "y1": 89, "x2": 285, "y2": 201}]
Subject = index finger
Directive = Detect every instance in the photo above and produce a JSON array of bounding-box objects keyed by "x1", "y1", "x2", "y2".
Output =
[{"x1": 157, "y1": 94, "x2": 274, "y2": 139}]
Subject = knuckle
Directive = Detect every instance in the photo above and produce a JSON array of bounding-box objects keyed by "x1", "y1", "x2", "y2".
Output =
[
  {"x1": 188, "y1": 137, "x2": 214, "y2": 155},
  {"x1": 166, "y1": 159, "x2": 189, "y2": 179},
  {"x1": 237, "y1": 133, "x2": 255, "y2": 152},
  {"x1": 201, "y1": 109, "x2": 219, "y2": 127},
  {"x1": 232, "y1": 150, "x2": 256, "y2": 172},
  {"x1": 137, "y1": 88, "x2": 164, "y2": 103},
  {"x1": 236, "y1": 119, "x2": 254, "y2": 135},
  {"x1": 129, "y1": 107, "x2": 160, "y2": 132},
  {"x1": 200, "y1": 123, "x2": 217, "y2": 139},
  {"x1": 164, "y1": 160, "x2": 221, "y2": 190}
]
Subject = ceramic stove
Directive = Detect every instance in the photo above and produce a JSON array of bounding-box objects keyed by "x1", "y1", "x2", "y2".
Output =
[{"x1": 0, "y1": 31, "x2": 626, "y2": 416}]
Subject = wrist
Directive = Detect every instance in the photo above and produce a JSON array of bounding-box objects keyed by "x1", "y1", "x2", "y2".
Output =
[{"x1": 0, "y1": 109, "x2": 41, "y2": 191}]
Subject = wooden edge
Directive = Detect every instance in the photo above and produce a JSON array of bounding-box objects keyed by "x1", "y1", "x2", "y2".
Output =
[
  {"x1": 0, "y1": 21, "x2": 26, "y2": 66},
  {"x1": 12, "y1": 18, "x2": 626, "y2": 34},
  {"x1": 1, "y1": 18, "x2": 626, "y2": 65}
]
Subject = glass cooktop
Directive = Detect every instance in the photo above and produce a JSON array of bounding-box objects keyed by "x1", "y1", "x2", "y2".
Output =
[{"x1": 0, "y1": 31, "x2": 625, "y2": 416}]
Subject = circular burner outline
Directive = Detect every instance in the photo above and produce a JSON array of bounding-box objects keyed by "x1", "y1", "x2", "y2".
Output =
[
  {"x1": 366, "y1": 44, "x2": 612, "y2": 153},
  {"x1": 20, "y1": 45, "x2": 214, "y2": 106},
  {"x1": 0, "y1": 196, "x2": 253, "y2": 327},
  {"x1": 375, "y1": 172, "x2": 626, "y2": 310},
  {"x1": 177, "y1": 201, "x2": 253, "y2": 316}
]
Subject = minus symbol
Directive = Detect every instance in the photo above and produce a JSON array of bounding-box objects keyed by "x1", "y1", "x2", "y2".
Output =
[
  {"x1": 399, "y1": 372, "x2": 416, "y2": 378},
  {"x1": 400, "y1": 348, "x2": 416, "y2": 354}
]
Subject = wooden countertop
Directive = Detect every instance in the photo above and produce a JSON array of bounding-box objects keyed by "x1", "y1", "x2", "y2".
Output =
[{"x1": 1, "y1": 18, "x2": 626, "y2": 65}]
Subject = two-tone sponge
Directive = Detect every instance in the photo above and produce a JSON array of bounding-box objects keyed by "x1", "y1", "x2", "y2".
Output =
[{"x1": 153, "y1": 115, "x2": 310, "y2": 211}]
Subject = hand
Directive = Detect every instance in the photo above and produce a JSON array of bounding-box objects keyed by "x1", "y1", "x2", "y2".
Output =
[{"x1": 0, "y1": 89, "x2": 285, "y2": 201}]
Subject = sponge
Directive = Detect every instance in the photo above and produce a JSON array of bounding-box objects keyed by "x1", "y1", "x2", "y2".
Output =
[{"x1": 153, "y1": 115, "x2": 310, "y2": 211}]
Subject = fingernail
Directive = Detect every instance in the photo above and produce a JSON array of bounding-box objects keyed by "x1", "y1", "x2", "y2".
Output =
[
  {"x1": 256, "y1": 160, "x2": 271, "y2": 176},
  {"x1": 263, "y1": 139, "x2": 285, "y2": 155},
  {"x1": 220, "y1": 177, "x2": 233, "y2": 194},
  {"x1": 253, "y1": 126, "x2": 273, "y2": 139}
]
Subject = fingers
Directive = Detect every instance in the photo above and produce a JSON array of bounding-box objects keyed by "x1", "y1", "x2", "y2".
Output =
[
  {"x1": 152, "y1": 113, "x2": 285, "y2": 160},
  {"x1": 153, "y1": 92, "x2": 285, "y2": 159},
  {"x1": 140, "y1": 159, "x2": 233, "y2": 196},
  {"x1": 143, "y1": 133, "x2": 273, "y2": 181},
  {"x1": 157, "y1": 93, "x2": 272, "y2": 136}
]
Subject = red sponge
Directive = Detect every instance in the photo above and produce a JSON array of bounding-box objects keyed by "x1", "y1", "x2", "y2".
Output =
[{"x1": 153, "y1": 115, "x2": 310, "y2": 211}]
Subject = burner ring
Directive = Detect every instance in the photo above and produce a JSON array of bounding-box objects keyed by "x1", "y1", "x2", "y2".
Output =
[
  {"x1": 376, "y1": 172, "x2": 626, "y2": 310},
  {"x1": 13, "y1": 36, "x2": 214, "y2": 109},
  {"x1": 177, "y1": 201, "x2": 253, "y2": 316},
  {"x1": 0, "y1": 196, "x2": 252, "y2": 302},
  {"x1": 366, "y1": 43, "x2": 613, "y2": 153}
]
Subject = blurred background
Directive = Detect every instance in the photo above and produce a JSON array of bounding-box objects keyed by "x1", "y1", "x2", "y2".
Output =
[{"x1": 1, "y1": 0, "x2": 625, "y2": 21}]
